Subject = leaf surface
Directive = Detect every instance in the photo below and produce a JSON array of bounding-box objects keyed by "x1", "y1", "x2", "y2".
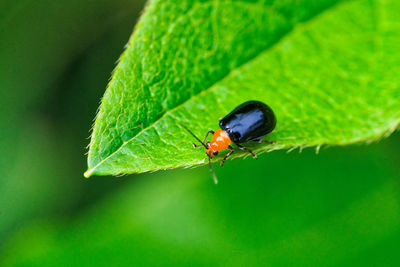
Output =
[{"x1": 86, "y1": 0, "x2": 400, "y2": 177}]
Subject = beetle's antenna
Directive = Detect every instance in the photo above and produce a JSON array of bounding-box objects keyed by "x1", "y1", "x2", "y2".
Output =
[
  {"x1": 181, "y1": 124, "x2": 218, "y2": 184},
  {"x1": 209, "y1": 157, "x2": 218, "y2": 184},
  {"x1": 180, "y1": 124, "x2": 208, "y2": 149}
]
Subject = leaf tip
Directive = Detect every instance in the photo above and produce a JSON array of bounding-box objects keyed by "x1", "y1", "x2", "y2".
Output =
[{"x1": 83, "y1": 169, "x2": 94, "y2": 178}]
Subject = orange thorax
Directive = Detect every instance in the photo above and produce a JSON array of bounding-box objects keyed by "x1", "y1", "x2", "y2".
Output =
[{"x1": 206, "y1": 129, "x2": 231, "y2": 157}]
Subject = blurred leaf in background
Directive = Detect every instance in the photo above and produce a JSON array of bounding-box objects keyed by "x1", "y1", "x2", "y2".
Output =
[
  {"x1": 0, "y1": 0, "x2": 145, "y2": 245},
  {"x1": 1, "y1": 0, "x2": 400, "y2": 266},
  {"x1": 2, "y1": 137, "x2": 400, "y2": 266}
]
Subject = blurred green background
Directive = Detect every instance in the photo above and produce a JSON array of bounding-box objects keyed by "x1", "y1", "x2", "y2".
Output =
[{"x1": 1, "y1": 1, "x2": 400, "y2": 266}]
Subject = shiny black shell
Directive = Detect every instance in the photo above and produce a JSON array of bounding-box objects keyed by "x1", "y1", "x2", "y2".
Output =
[{"x1": 219, "y1": 101, "x2": 276, "y2": 143}]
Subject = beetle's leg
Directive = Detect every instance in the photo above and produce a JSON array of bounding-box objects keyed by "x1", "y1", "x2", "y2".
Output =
[
  {"x1": 203, "y1": 131, "x2": 215, "y2": 143},
  {"x1": 252, "y1": 138, "x2": 275, "y2": 144},
  {"x1": 193, "y1": 143, "x2": 203, "y2": 148},
  {"x1": 236, "y1": 143, "x2": 257, "y2": 159},
  {"x1": 192, "y1": 130, "x2": 215, "y2": 148},
  {"x1": 221, "y1": 145, "x2": 234, "y2": 167}
]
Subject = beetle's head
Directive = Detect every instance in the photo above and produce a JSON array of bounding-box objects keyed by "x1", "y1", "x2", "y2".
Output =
[{"x1": 206, "y1": 141, "x2": 219, "y2": 158}]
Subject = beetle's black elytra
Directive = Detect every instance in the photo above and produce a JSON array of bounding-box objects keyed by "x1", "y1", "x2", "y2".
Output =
[{"x1": 219, "y1": 101, "x2": 276, "y2": 143}]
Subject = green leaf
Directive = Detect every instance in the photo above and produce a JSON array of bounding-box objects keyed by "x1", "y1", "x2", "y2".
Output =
[{"x1": 85, "y1": 0, "x2": 400, "y2": 177}]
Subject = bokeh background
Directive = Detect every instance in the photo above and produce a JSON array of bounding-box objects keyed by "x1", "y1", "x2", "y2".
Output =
[{"x1": 1, "y1": 1, "x2": 400, "y2": 266}]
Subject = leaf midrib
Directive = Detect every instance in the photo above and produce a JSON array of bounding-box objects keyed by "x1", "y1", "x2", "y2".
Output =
[{"x1": 85, "y1": 0, "x2": 345, "y2": 177}]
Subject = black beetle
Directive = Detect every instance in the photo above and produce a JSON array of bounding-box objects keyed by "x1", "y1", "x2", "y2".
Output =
[{"x1": 182, "y1": 100, "x2": 276, "y2": 183}]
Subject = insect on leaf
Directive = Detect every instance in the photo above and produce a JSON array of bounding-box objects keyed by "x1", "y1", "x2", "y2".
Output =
[{"x1": 85, "y1": 0, "x2": 400, "y2": 177}]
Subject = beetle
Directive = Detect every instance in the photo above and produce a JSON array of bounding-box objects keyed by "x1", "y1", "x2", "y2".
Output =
[{"x1": 182, "y1": 100, "x2": 276, "y2": 183}]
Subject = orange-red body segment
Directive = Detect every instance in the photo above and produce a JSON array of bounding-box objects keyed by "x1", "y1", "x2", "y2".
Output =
[{"x1": 206, "y1": 129, "x2": 231, "y2": 157}]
